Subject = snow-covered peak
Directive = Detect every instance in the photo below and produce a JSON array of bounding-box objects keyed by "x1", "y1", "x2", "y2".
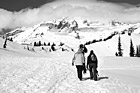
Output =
[{"x1": 4, "y1": 17, "x2": 140, "y2": 49}]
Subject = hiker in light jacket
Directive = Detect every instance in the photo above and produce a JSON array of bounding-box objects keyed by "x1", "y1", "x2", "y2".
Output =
[
  {"x1": 87, "y1": 50, "x2": 98, "y2": 81},
  {"x1": 72, "y1": 44, "x2": 85, "y2": 81}
]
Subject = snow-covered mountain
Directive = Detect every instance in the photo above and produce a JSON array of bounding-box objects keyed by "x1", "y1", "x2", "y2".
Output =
[
  {"x1": 6, "y1": 18, "x2": 140, "y2": 44},
  {"x1": 1, "y1": 30, "x2": 140, "y2": 93},
  {"x1": 1, "y1": 18, "x2": 140, "y2": 93},
  {"x1": 3, "y1": 18, "x2": 140, "y2": 56}
]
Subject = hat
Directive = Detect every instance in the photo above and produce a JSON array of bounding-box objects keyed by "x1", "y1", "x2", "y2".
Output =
[
  {"x1": 90, "y1": 50, "x2": 94, "y2": 54},
  {"x1": 79, "y1": 44, "x2": 84, "y2": 48}
]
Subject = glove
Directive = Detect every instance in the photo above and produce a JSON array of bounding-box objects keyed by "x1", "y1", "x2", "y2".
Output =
[{"x1": 86, "y1": 65, "x2": 89, "y2": 70}]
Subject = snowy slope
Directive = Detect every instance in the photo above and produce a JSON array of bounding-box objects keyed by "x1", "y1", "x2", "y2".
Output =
[
  {"x1": 5, "y1": 19, "x2": 140, "y2": 48},
  {"x1": 2, "y1": 22, "x2": 140, "y2": 57},
  {"x1": 1, "y1": 19, "x2": 140, "y2": 93},
  {"x1": 83, "y1": 33, "x2": 140, "y2": 57},
  {"x1": 1, "y1": 32, "x2": 140, "y2": 93},
  {"x1": 0, "y1": 47, "x2": 140, "y2": 93},
  {"x1": 0, "y1": 37, "x2": 45, "y2": 57}
]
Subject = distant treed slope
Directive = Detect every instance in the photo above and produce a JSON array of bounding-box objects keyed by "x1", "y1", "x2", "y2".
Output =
[
  {"x1": 2, "y1": 18, "x2": 140, "y2": 57},
  {"x1": 0, "y1": 37, "x2": 41, "y2": 57},
  {"x1": 86, "y1": 33, "x2": 140, "y2": 57}
]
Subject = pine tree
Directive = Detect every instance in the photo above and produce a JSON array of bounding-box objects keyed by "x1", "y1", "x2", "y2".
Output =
[
  {"x1": 115, "y1": 52, "x2": 118, "y2": 56},
  {"x1": 27, "y1": 45, "x2": 30, "y2": 50},
  {"x1": 42, "y1": 47, "x2": 44, "y2": 50},
  {"x1": 59, "y1": 42, "x2": 64, "y2": 46},
  {"x1": 9, "y1": 37, "x2": 13, "y2": 42},
  {"x1": 138, "y1": 45, "x2": 140, "y2": 57},
  {"x1": 136, "y1": 45, "x2": 140, "y2": 57},
  {"x1": 47, "y1": 42, "x2": 50, "y2": 46},
  {"x1": 44, "y1": 42, "x2": 46, "y2": 46},
  {"x1": 136, "y1": 46, "x2": 139, "y2": 57},
  {"x1": 76, "y1": 33, "x2": 80, "y2": 39},
  {"x1": 129, "y1": 39, "x2": 135, "y2": 57},
  {"x1": 62, "y1": 48, "x2": 65, "y2": 51},
  {"x1": 34, "y1": 42, "x2": 37, "y2": 46},
  {"x1": 57, "y1": 21, "x2": 63, "y2": 29},
  {"x1": 117, "y1": 35, "x2": 123, "y2": 56},
  {"x1": 38, "y1": 41, "x2": 41, "y2": 46},
  {"x1": 3, "y1": 38, "x2": 7, "y2": 48},
  {"x1": 51, "y1": 45, "x2": 55, "y2": 51},
  {"x1": 52, "y1": 43, "x2": 56, "y2": 46}
]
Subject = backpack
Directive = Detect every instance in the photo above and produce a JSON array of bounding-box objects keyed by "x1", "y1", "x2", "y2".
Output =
[
  {"x1": 90, "y1": 54, "x2": 97, "y2": 62},
  {"x1": 83, "y1": 46, "x2": 88, "y2": 53}
]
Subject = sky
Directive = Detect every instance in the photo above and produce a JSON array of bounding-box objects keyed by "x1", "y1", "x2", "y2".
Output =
[
  {"x1": 0, "y1": 0, "x2": 140, "y2": 11},
  {"x1": 1, "y1": 0, "x2": 140, "y2": 31}
]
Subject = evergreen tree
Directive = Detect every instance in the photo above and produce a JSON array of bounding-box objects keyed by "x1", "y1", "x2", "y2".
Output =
[
  {"x1": 59, "y1": 42, "x2": 64, "y2": 46},
  {"x1": 115, "y1": 52, "x2": 118, "y2": 56},
  {"x1": 136, "y1": 45, "x2": 140, "y2": 57},
  {"x1": 51, "y1": 45, "x2": 55, "y2": 51},
  {"x1": 129, "y1": 39, "x2": 135, "y2": 57},
  {"x1": 9, "y1": 37, "x2": 13, "y2": 42},
  {"x1": 42, "y1": 47, "x2": 44, "y2": 50},
  {"x1": 71, "y1": 48, "x2": 74, "y2": 52},
  {"x1": 62, "y1": 48, "x2": 65, "y2": 51},
  {"x1": 38, "y1": 41, "x2": 41, "y2": 46},
  {"x1": 52, "y1": 43, "x2": 56, "y2": 46},
  {"x1": 136, "y1": 46, "x2": 139, "y2": 57},
  {"x1": 117, "y1": 35, "x2": 123, "y2": 56},
  {"x1": 76, "y1": 33, "x2": 80, "y2": 39},
  {"x1": 3, "y1": 38, "x2": 7, "y2": 48},
  {"x1": 138, "y1": 45, "x2": 140, "y2": 57},
  {"x1": 57, "y1": 21, "x2": 63, "y2": 29},
  {"x1": 47, "y1": 42, "x2": 50, "y2": 46},
  {"x1": 34, "y1": 42, "x2": 37, "y2": 46},
  {"x1": 44, "y1": 42, "x2": 46, "y2": 46},
  {"x1": 27, "y1": 45, "x2": 30, "y2": 50}
]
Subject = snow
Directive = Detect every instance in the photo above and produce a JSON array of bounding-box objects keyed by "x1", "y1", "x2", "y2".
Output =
[
  {"x1": 0, "y1": 50, "x2": 140, "y2": 93},
  {"x1": 1, "y1": 34, "x2": 140, "y2": 93},
  {"x1": 1, "y1": 20, "x2": 140, "y2": 93}
]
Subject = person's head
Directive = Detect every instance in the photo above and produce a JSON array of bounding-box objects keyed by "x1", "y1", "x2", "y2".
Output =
[
  {"x1": 90, "y1": 50, "x2": 94, "y2": 54},
  {"x1": 77, "y1": 44, "x2": 84, "y2": 53},
  {"x1": 79, "y1": 44, "x2": 84, "y2": 49}
]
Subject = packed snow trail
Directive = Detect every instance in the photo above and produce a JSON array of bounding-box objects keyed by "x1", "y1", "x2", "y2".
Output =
[{"x1": 0, "y1": 52, "x2": 140, "y2": 93}]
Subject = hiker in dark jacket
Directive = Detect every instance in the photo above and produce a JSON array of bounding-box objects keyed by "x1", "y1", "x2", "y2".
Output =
[{"x1": 87, "y1": 50, "x2": 98, "y2": 81}]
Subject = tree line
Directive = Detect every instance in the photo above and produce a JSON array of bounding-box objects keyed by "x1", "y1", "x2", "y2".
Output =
[{"x1": 116, "y1": 35, "x2": 140, "y2": 57}]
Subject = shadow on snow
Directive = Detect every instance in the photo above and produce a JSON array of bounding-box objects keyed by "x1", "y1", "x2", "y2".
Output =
[{"x1": 82, "y1": 76, "x2": 109, "y2": 81}]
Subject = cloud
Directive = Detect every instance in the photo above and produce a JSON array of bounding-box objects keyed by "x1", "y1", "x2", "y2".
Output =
[
  {"x1": 0, "y1": 9, "x2": 13, "y2": 29},
  {"x1": 1, "y1": 0, "x2": 140, "y2": 32}
]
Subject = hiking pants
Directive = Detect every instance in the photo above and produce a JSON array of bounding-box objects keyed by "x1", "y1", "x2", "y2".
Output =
[
  {"x1": 76, "y1": 65, "x2": 83, "y2": 80},
  {"x1": 89, "y1": 63, "x2": 97, "y2": 80}
]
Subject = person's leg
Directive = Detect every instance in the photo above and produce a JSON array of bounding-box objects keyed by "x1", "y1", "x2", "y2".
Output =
[
  {"x1": 83, "y1": 64, "x2": 86, "y2": 74},
  {"x1": 79, "y1": 66, "x2": 83, "y2": 80},
  {"x1": 93, "y1": 67, "x2": 97, "y2": 81},
  {"x1": 89, "y1": 66, "x2": 94, "y2": 79},
  {"x1": 76, "y1": 66, "x2": 82, "y2": 80}
]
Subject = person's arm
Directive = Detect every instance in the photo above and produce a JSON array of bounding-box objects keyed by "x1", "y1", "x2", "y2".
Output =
[
  {"x1": 81, "y1": 53, "x2": 85, "y2": 64},
  {"x1": 82, "y1": 54, "x2": 87, "y2": 73},
  {"x1": 83, "y1": 45, "x2": 88, "y2": 53},
  {"x1": 87, "y1": 56, "x2": 89, "y2": 69},
  {"x1": 94, "y1": 54, "x2": 98, "y2": 68},
  {"x1": 72, "y1": 54, "x2": 76, "y2": 66}
]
